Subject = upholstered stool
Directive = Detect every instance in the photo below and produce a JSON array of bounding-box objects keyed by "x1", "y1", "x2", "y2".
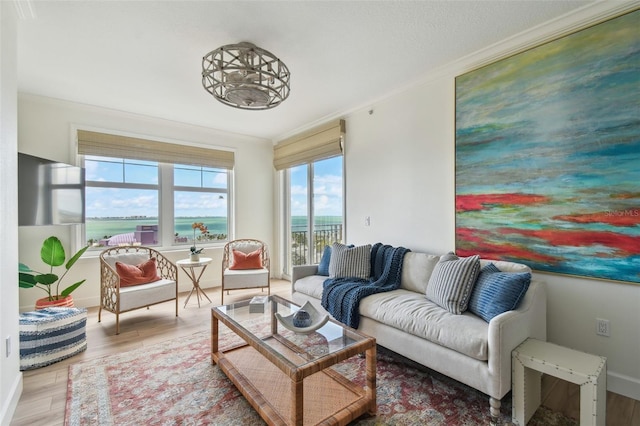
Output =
[{"x1": 19, "y1": 307, "x2": 87, "y2": 370}]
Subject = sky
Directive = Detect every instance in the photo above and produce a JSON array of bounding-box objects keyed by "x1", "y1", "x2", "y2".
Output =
[
  {"x1": 289, "y1": 156, "x2": 343, "y2": 217},
  {"x1": 84, "y1": 155, "x2": 343, "y2": 218},
  {"x1": 84, "y1": 157, "x2": 228, "y2": 218}
]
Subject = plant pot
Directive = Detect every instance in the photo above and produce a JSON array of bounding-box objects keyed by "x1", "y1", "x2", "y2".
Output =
[
  {"x1": 35, "y1": 295, "x2": 74, "y2": 310},
  {"x1": 190, "y1": 254, "x2": 200, "y2": 262}
]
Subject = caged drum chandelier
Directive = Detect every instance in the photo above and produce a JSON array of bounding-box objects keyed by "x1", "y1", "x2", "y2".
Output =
[{"x1": 201, "y1": 42, "x2": 290, "y2": 110}]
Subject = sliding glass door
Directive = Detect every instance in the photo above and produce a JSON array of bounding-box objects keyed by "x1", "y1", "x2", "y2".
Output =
[{"x1": 285, "y1": 156, "x2": 343, "y2": 275}]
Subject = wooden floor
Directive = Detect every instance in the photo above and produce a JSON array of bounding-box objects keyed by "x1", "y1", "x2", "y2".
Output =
[{"x1": 10, "y1": 279, "x2": 640, "y2": 426}]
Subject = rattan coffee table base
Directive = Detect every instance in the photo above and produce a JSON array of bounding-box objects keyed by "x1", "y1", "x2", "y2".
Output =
[
  {"x1": 218, "y1": 345, "x2": 373, "y2": 425},
  {"x1": 211, "y1": 296, "x2": 377, "y2": 426}
]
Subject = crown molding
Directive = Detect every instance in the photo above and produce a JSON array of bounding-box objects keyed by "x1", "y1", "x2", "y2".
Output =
[{"x1": 273, "y1": 1, "x2": 640, "y2": 144}]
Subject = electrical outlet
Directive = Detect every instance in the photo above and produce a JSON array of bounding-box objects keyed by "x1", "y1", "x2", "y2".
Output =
[
  {"x1": 596, "y1": 318, "x2": 610, "y2": 337},
  {"x1": 5, "y1": 336, "x2": 10, "y2": 357},
  {"x1": 364, "y1": 216, "x2": 371, "y2": 226}
]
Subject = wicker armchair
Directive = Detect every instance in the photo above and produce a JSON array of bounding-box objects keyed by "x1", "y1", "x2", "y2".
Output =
[
  {"x1": 221, "y1": 239, "x2": 270, "y2": 304},
  {"x1": 99, "y1": 246, "x2": 178, "y2": 334}
]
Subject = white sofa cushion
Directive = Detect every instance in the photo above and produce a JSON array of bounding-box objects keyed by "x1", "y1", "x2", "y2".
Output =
[
  {"x1": 222, "y1": 268, "x2": 269, "y2": 290},
  {"x1": 119, "y1": 279, "x2": 176, "y2": 311},
  {"x1": 359, "y1": 289, "x2": 489, "y2": 361},
  {"x1": 400, "y1": 252, "x2": 439, "y2": 293},
  {"x1": 293, "y1": 275, "x2": 326, "y2": 300},
  {"x1": 480, "y1": 259, "x2": 531, "y2": 273}
]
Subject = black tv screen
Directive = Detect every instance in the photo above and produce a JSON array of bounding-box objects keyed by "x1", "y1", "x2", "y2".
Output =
[{"x1": 18, "y1": 152, "x2": 85, "y2": 226}]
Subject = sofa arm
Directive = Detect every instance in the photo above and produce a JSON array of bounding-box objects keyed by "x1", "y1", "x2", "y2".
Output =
[
  {"x1": 291, "y1": 264, "x2": 319, "y2": 293},
  {"x1": 487, "y1": 279, "x2": 547, "y2": 397}
]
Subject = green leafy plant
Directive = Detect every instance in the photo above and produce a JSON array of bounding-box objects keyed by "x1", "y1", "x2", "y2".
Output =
[{"x1": 19, "y1": 236, "x2": 89, "y2": 301}]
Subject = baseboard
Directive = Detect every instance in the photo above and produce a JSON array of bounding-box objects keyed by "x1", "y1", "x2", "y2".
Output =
[
  {"x1": 0, "y1": 371, "x2": 23, "y2": 426},
  {"x1": 609, "y1": 370, "x2": 640, "y2": 401}
]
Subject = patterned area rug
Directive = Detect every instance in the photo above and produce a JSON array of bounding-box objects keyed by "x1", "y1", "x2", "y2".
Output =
[{"x1": 65, "y1": 329, "x2": 576, "y2": 425}]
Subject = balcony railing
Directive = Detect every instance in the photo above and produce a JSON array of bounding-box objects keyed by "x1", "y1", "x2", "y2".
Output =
[{"x1": 291, "y1": 224, "x2": 343, "y2": 266}]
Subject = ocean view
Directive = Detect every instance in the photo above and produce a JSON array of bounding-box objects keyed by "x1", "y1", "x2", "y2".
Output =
[{"x1": 86, "y1": 215, "x2": 342, "y2": 244}]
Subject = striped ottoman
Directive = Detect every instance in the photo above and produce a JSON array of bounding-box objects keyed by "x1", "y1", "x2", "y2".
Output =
[{"x1": 19, "y1": 307, "x2": 87, "y2": 370}]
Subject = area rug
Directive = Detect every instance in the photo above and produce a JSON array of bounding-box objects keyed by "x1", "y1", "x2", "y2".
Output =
[{"x1": 65, "y1": 329, "x2": 576, "y2": 425}]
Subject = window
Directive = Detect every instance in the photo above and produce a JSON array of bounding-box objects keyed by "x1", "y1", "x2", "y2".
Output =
[
  {"x1": 78, "y1": 130, "x2": 234, "y2": 250},
  {"x1": 273, "y1": 119, "x2": 346, "y2": 276},
  {"x1": 84, "y1": 156, "x2": 230, "y2": 249},
  {"x1": 84, "y1": 156, "x2": 160, "y2": 247},
  {"x1": 286, "y1": 156, "x2": 343, "y2": 274},
  {"x1": 174, "y1": 165, "x2": 229, "y2": 244}
]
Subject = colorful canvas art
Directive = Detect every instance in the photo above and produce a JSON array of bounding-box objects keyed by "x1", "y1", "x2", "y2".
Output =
[{"x1": 455, "y1": 10, "x2": 640, "y2": 284}]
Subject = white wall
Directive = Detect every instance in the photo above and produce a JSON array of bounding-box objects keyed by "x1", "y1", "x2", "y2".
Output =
[
  {"x1": 341, "y1": 3, "x2": 640, "y2": 400},
  {"x1": 0, "y1": 3, "x2": 23, "y2": 425},
  {"x1": 17, "y1": 94, "x2": 275, "y2": 311}
]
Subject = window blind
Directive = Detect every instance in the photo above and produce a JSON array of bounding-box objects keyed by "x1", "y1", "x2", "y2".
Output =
[
  {"x1": 273, "y1": 119, "x2": 345, "y2": 170},
  {"x1": 77, "y1": 130, "x2": 235, "y2": 169}
]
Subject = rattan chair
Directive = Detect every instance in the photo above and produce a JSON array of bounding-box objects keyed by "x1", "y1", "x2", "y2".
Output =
[
  {"x1": 221, "y1": 239, "x2": 270, "y2": 304},
  {"x1": 99, "y1": 245, "x2": 178, "y2": 334}
]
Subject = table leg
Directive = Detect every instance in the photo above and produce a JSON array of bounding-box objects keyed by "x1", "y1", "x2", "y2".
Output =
[
  {"x1": 366, "y1": 345, "x2": 377, "y2": 415},
  {"x1": 580, "y1": 369, "x2": 606, "y2": 426},
  {"x1": 181, "y1": 265, "x2": 213, "y2": 308},
  {"x1": 211, "y1": 312, "x2": 219, "y2": 364},
  {"x1": 183, "y1": 285, "x2": 197, "y2": 308},
  {"x1": 512, "y1": 354, "x2": 541, "y2": 426},
  {"x1": 193, "y1": 265, "x2": 212, "y2": 306},
  {"x1": 291, "y1": 377, "x2": 303, "y2": 426}
]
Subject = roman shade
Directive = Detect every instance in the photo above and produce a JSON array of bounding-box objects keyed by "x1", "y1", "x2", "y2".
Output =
[
  {"x1": 77, "y1": 130, "x2": 235, "y2": 169},
  {"x1": 273, "y1": 119, "x2": 345, "y2": 170}
]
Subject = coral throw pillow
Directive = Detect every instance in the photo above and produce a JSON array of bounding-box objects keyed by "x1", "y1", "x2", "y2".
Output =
[
  {"x1": 116, "y1": 257, "x2": 161, "y2": 287},
  {"x1": 230, "y1": 249, "x2": 263, "y2": 270}
]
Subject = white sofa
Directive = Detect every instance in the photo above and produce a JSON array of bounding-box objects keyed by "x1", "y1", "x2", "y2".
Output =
[{"x1": 291, "y1": 251, "x2": 547, "y2": 422}]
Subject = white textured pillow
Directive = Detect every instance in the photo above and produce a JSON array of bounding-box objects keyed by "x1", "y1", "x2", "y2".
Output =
[
  {"x1": 425, "y1": 252, "x2": 480, "y2": 314},
  {"x1": 400, "y1": 252, "x2": 440, "y2": 293},
  {"x1": 329, "y1": 243, "x2": 372, "y2": 279}
]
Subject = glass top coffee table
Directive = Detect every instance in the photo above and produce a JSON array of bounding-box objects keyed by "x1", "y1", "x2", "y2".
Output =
[{"x1": 211, "y1": 295, "x2": 376, "y2": 426}]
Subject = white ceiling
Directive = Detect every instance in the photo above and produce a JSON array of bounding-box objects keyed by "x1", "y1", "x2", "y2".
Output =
[{"x1": 16, "y1": 0, "x2": 595, "y2": 141}]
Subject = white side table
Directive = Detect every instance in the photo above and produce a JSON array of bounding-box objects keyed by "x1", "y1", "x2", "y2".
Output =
[
  {"x1": 512, "y1": 338, "x2": 606, "y2": 425},
  {"x1": 177, "y1": 257, "x2": 213, "y2": 308}
]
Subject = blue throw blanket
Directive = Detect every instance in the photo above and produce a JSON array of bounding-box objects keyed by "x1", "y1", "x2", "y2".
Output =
[{"x1": 321, "y1": 243, "x2": 410, "y2": 329}]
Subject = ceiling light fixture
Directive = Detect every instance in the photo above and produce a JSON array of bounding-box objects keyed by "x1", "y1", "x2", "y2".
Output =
[{"x1": 202, "y1": 42, "x2": 290, "y2": 110}]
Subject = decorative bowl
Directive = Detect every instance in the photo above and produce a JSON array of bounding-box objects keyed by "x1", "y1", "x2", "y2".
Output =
[{"x1": 275, "y1": 301, "x2": 329, "y2": 335}]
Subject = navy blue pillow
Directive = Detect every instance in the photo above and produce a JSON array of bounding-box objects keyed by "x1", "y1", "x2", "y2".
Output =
[
  {"x1": 468, "y1": 263, "x2": 531, "y2": 322},
  {"x1": 317, "y1": 245, "x2": 332, "y2": 276}
]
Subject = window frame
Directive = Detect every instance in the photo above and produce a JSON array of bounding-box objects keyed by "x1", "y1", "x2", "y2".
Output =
[
  {"x1": 79, "y1": 155, "x2": 233, "y2": 251},
  {"x1": 282, "y1": 155, "x2": 344, "y2": 278}
]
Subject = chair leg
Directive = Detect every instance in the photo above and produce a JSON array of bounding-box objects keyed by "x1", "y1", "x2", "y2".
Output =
[
  {"x1": 98, "y1": 305, "x2": 102, "y2": 322},
  {"x1": 116, "y1": 313, "x2": 120, "y2": 335}
]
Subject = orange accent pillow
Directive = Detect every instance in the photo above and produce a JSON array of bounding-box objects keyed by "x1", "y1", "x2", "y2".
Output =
[
  {"x1": 115, "y1": 257, "x2": 161, "y2": 287},
  {"x1": 230, "y1": 249, "x2": 263, "y2": 270}
]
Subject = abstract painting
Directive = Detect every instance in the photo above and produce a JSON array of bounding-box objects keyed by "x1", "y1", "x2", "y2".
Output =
[{"x1": 455, "y1": 10, "x2": 640, "y2": 284}]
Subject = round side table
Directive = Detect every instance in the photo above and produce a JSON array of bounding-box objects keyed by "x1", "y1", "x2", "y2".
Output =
[{"x1": 177, "y1": 257, "x2": 213, "y2": 308}]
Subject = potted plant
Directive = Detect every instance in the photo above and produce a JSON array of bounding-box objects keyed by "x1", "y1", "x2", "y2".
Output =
[
  {"x1": 19, "y1": 236, "x2": 90, "y2": 309},
  {"x1": 190, "y1": 222, "x2": 208, "y2": 261}
]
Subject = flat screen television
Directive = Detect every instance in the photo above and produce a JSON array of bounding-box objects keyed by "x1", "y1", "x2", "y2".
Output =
[{"x1": 18, "y1": 152, "x2": 85, "y2": 226}]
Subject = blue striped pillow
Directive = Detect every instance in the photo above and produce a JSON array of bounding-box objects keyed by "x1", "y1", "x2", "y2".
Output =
[
  {"x1": 426, "y1": 253, "x2": 480, "y2": 314},
  {"x1": 329, "y1": 243, "x2": 372, "y2": 279},
  {"x1": 468, "y1": 263, "x2": 531, "y2": 322}
]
